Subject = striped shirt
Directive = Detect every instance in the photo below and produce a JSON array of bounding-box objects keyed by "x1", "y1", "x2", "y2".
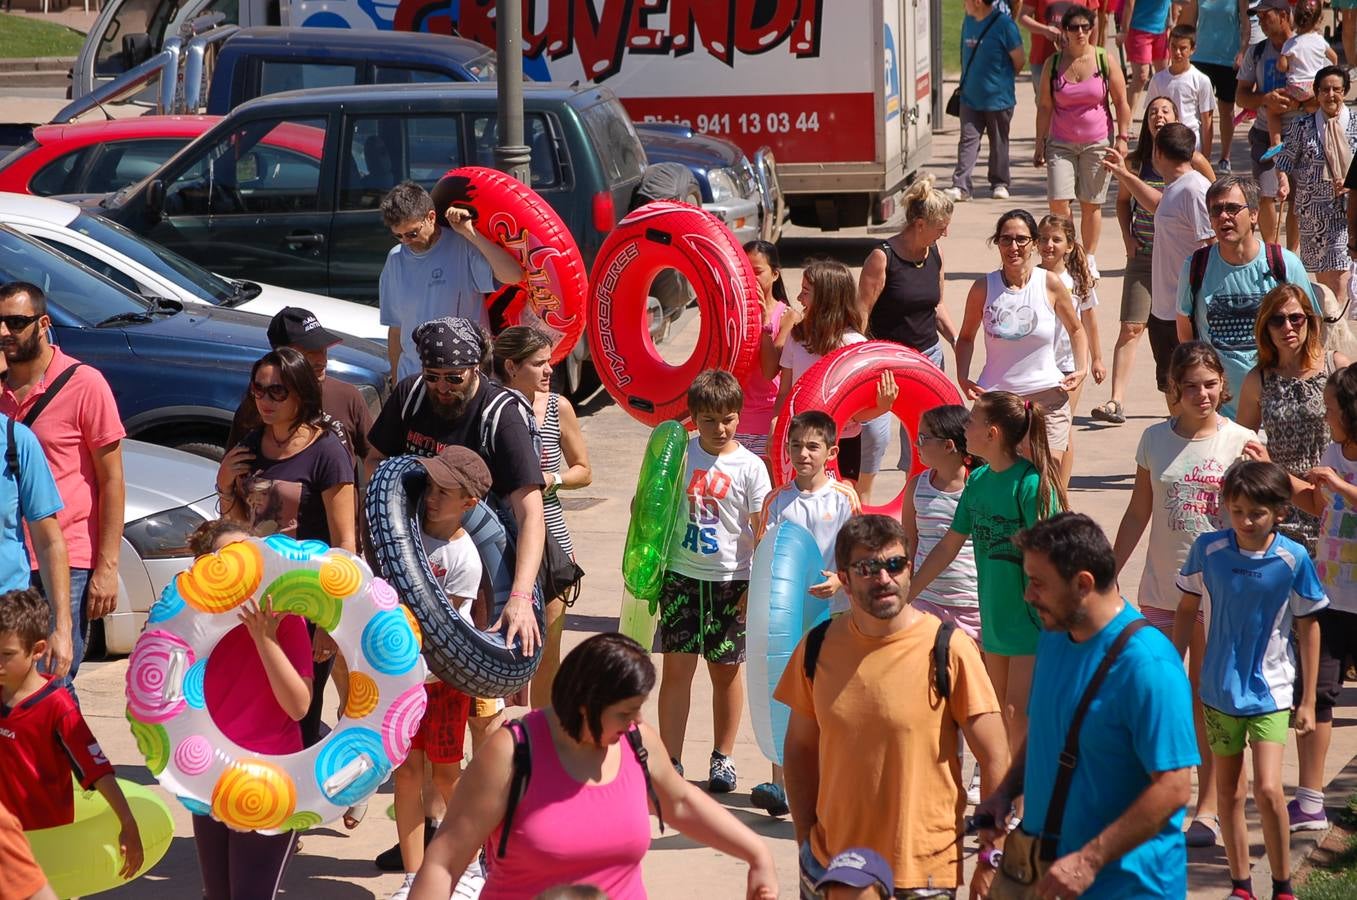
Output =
[
  {"x1": 757, "y1": 478, "x2": 861, "y2": 614},
  {"x1": 911, "y1": 469, "x2": 979, "y2": 609}
]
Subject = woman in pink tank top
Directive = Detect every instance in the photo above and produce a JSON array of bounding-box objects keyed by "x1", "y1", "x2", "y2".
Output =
[
  {"x1": 408, "y1": 634, "x2": 778, "y2": 900},
  {"x1": 1034, "y1": 6, "x2": 1132, "y2": 277}
]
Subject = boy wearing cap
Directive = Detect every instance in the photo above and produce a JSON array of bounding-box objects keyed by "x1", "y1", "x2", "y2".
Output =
[
  {"x1": 387, "y1": 446, "x2": 491, "y2": 900},
  {"x1": 816, "y1": 848, "x2": 894, "y2": 899},
  {"x1": 228, "y1": 307, "x2": 373, "y2": 465}
]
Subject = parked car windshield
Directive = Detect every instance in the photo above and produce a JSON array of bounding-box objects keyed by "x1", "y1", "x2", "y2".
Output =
[
  {"x1": 68, "y1": 212, "x2": 236, "y2": 302},
  {"x1": 0, "y1": 226, "x2": 153, "y2": 323}
]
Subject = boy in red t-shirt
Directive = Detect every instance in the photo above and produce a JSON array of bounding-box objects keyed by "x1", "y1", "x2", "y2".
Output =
[{"x1": 0, "y1": 587, "x2": 142, "y2": 877}]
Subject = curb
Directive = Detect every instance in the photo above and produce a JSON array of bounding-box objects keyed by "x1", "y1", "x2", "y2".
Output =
[{"x1": 0, "y1": 55, "x2": 72, "y2": 88}]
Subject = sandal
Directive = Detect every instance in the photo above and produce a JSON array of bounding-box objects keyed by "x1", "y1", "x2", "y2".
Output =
[
  {"x1": 1184, "y1": 815, "x2": 1220, "y2": 848},
  {"x1": 342, "y1": 801, "x2": 368, "y2": 830},
  {"x1": 1090, "y1": 400, "x2": 1126, "y2": 424}
]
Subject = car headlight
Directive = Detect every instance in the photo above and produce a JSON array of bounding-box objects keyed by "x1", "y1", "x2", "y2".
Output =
[
  {"x1": 358, "y1": 382, "x2": 383, "y2": 418},
  {"x1": 124, "y1": 504, "x2": 208, "y2": 560},
  {"x1": 708, "y1": 168, "x2": 739, "y2": 203}
]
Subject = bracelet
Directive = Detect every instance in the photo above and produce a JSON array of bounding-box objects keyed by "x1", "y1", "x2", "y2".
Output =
[{"x1": 509, "y1": 590, "x2": 533, "y2": 601}]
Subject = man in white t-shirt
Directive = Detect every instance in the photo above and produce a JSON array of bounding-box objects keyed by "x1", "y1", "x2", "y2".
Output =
[
  {"x1": 378, "y1": 182, "x2": 525, "y2": 381},
  {"x1": 1146, "y1": 25, "x2": 1216, "y2": 153},
  {"x1": 1103, "y1": 122, "x2": 1213, "y2": 406}
]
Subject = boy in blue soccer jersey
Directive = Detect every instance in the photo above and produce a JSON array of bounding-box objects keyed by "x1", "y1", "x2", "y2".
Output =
[
  {"x1": 656, "y1": 370, "x2": 771, "y2": 794},
  {"x1": 1176, "y1": 460, "x2": 1326, "y2": 900}
]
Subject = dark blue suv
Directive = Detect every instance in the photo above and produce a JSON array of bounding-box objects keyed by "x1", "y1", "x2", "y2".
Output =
[{"x1": 0, "y1": 224, "x2": 388, "y2": 458}]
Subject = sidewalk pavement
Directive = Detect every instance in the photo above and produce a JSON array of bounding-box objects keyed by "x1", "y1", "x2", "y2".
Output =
[{"x1": 61, "y1": 76, "x2": 1357, "y2": 899}]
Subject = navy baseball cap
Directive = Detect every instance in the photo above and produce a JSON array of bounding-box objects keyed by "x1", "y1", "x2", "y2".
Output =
[{"x1": 816, "y1": 847, "x2": 893, "y2": 897}]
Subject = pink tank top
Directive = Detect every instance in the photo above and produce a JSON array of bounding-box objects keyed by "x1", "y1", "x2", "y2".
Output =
[
  {"x1": 737, "y1": 302, "x2": 785, "y2": 443},
  {"x1": 483, "y1": 711, "x2": 652, "y2": 899},
  {"x1": 1051, "y1": 60, "x2": 1111, "y2": 144}
]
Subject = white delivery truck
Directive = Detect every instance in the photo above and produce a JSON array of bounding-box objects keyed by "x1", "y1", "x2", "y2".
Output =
[{"x1": 73, "y1": 0, "x2": 936, "y2": 231}]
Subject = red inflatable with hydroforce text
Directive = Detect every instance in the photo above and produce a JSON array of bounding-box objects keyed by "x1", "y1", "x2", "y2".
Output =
[
  {"x1": 588, "y1": 200, "x2": 762, "y2": 427},
  {"x1": 432, "y1": 166, "x2": 587, "y2": 364},
  {"x1": 771, "y1": 341, "x2": 964, "y2": 519}
]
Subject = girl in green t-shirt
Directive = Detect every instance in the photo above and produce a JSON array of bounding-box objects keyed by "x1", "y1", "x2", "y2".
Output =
[{"x1": 908, "y1": 391, "x2": 1066, "y2": 746}]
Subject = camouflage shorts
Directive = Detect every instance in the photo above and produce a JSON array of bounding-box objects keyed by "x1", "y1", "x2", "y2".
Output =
[{"x1": 656, "y1": 571, "x2": 747, "y2": 664}]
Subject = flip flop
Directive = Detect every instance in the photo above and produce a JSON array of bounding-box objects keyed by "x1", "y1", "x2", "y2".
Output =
[
  {"x1": 1090, "y1": 400, "x2": 1126, "y2": 424},
  {"x1": 1185, "y1": 815, "x2": 1220, "y2": 848}
]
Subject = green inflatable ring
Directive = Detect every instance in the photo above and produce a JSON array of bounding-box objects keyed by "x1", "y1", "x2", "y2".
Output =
[
  {"x1": 26, "y1": 777, "x2": 175, "y2": 899},
  {"x1": 619, "y1": 421, "x2": 688, "y2": 644}
]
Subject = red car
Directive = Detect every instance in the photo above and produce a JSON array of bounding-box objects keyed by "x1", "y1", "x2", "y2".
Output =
[{"x1": 0, "y1": 115, "x2": 324, "y2": 197}]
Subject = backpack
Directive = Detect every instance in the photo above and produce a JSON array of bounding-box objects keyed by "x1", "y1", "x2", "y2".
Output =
[
  {"x1": 399, "y1": 376, "x2": 543, "y2": 462},
  {"x1": 803, "y1": 617, "x2": 957, "y2": 700},
  {"x1": 1186, "y1": 243, "x2": 1288, "y2": 335},
  {"x1": 1049, "y1": 46, "x2": 1109, "y2": 99},
  {"x1": 497, "y1": 718, "x2": 665, "y2": 858}
]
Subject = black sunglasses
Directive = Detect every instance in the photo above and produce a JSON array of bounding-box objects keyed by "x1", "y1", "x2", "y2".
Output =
[
  {"x1": 1267, "y1": 312, "x2": 1309, "y2": 329},
  {"x1": 1064, "y1": 21, "x2": 1093, "y2": 32},
  {"x1": 423, "y1": 370, "x2": 469, "y2": 385},
  {"x1": 0, "y1": 314, "x2": 41, "y2": 333},
  {"x1": 1209, "y1": 202, "x2": 1248, "y2": 218},
  {"x1": 250, "y1": 380, "x2": 290, "y2": 402},
  {"x1": 847, "y1": 555, "x2": 910, "y2": 578}
]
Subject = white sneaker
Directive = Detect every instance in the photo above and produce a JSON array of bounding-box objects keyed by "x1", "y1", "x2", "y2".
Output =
[
  {"x1": 1087, "y1": 254, "x2": 1101, "y2": 281},
  {"x1": 942, "y1": 186, "x2": 968, "y2": 202},
  {"x1": 967, "y1": 768, "x2": 982, "y2": 805},
  {"x1": 388, "y1": 873, "x2": 417, "y2": 900},
  {"x1": 452, "y1": 859, "x2": 486, "y2": 899},
  {"x1": 992, "y1": 184, "x2": 1010, "y2": 200}
]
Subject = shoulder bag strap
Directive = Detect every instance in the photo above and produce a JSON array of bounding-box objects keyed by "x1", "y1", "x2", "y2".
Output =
[
  {"x1": 497, "y1": 719, "x2": 532, "y2": 859},
  {"x1": 624, "y1": 727, "x2": 666, "y2": 835},
  {"x1": 803, "y1": 619, "x2": 832, "y2": 682},
  {"x1": 960, "y1": 12, "x2": 1003, "y2": 95},
  {"x1": 933, "y1": 620, "x2": 957, "y2": 700},
  {"x1": 21, "y1": 363, "x2": 82, "y2": 429},
  {"x1": 1038, "y1": 618, "x2": 1149, "y2": 861},
  {"x1": 5, "y1": 416, "x2": 19, "y2": 526}
]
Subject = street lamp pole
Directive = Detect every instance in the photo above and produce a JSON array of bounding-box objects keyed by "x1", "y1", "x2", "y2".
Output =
[{"x1": 495, "y1": 0, "x2": 532, "y2": 184}]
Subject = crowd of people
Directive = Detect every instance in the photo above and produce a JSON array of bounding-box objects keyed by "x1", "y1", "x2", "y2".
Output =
[{"x1": 5, "y1": 8, "x2": 1357, "y2": 891}]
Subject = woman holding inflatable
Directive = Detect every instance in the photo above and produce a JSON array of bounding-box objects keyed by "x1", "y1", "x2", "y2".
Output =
[
  {"x1": 409, "y1": 633, "x2": 777, "y2": 900},
  {"x1": 492, "y1": 327, "x2": 593, "y2": 709},
  {"x1": 954, "y1": 209, "x2": 1087, "y2": 465}
]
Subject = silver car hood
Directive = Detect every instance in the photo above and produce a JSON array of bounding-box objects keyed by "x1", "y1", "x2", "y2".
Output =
[{"x1": 120, "y1": 438, "x2": 218, "y2": 521}]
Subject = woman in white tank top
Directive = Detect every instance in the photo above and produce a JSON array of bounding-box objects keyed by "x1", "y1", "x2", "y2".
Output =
[{"x1": 955, "y1": 209, "x2": 1088, "y2": 459}]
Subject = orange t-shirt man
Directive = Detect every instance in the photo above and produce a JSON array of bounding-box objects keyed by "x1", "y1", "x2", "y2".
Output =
[{"x1": 776, "y1": 613, "x2": 1000, "y2": 891}]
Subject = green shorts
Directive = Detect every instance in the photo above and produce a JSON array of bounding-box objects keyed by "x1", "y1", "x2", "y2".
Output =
[{"x1": 1203, "y1": 706, "x2": 1290, "y2": 756}]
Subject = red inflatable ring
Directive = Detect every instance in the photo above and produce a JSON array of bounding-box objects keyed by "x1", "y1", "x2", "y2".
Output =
[
  {"x1": 432, "y1": 166, "x2": 587, "y2": 364},
  {"x1": 770, "y1": 341, "x2": 964, "y2": 519},
  {"x1": 588, "y1": 200, "x2": 762, "y2": 427}
]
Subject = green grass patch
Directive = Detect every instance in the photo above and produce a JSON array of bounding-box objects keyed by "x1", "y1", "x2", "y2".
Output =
[
  {"x1": 942, "y1": 0, "x2": 1034, "y2": 75},
  {"x1": 1299, "y1": 796, "x2": 1357, "y2": 900},
  {"x1": 0, "y1": 12, "x2": 85, "y2": 59}
]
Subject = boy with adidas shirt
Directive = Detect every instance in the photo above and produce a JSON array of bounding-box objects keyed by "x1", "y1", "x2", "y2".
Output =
[
  {"x1": 751, "y1": 411, "x2": 861, "y2": 818},
  {"x1": 1175, "y1": 461, "x2": 1326, "y2": 900}
]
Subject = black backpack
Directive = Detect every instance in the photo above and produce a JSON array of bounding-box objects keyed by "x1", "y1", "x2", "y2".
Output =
[
  {"x1": 497, "y1": 719, "x2": 665, "y2": 858},
  {"x1": 803, "y1": 617, "x2": 957, "y2": 700},
  {"x1": 1185, "y1": 242, "x2": 1287, "y2": 338}
]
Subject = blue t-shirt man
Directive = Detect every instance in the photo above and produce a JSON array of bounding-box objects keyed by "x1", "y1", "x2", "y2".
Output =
[
  {"x1": 1175, "y1": 241, "x2": 1312, "y2": 419},
  {"x1": 1177, "y1": 528, "x2": 1328, "y2": 716},
  {"x1": 960, "y1": 4, "x2": 1023, "y2": 112},
  {"x1": 1024, "y1": 603, "x2": 1200, "y2": 897},
  {"x1": 0, "y1": 417, "x2": 62, "y2": 591},
  {"x1": 1129, "y1": 0, "x2": 1174, "y2": 34}
]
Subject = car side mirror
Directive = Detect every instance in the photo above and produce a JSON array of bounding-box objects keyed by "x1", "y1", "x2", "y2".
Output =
[{"x1": 145, "y1": 179, "x2": 165, "y2": 220}]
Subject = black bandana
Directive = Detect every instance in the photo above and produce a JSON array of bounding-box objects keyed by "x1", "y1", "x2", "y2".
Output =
[{"x1": 413, "y1": 317, "x2": 484, "y2": 369}]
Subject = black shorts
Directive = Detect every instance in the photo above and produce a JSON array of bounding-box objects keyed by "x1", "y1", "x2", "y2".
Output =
[
  {"x1": 1147, "y1": 314, "x2": 1180, "y2": 393},
  {"x1": 1195, "y1": 61, "x2": 1239, "y2": 105},
  {"x1": 657, "y1": 571, "x2": 747, "y2": 664},
  {"x1": 1298, "y1": 608, "x2": 1357, "y2": 722}
]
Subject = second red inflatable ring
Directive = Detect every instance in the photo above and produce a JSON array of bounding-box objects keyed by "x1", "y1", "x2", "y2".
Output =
[
  {"x1": 588, "y1": 200, "x2": 761, "y2": 427},
  {"x1": 771, "y1": 341, "x2": 964, "y2": 518}
]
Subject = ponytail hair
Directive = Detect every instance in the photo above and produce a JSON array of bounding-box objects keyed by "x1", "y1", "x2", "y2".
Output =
[
  {"x1": 976, "y1": 391, "x2": 1068, "y2": 516},
  {"x1": 1037, "y1": 214, "x2": 1093, "y2": 302},
  {"x1": 901, "y1": 173, "x2": 955, "y2": 230}
]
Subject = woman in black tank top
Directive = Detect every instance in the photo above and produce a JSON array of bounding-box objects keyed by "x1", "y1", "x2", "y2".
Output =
[{"x1": 858, "y1": 175, "x2": 957, "y2": 367}]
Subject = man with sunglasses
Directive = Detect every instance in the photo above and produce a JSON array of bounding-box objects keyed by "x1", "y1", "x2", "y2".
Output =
[
  {"x1": 777, "y1": 514, "x2": 1007, "y2": 899},
  {"x1": 1174, "y1": 175, "x2": 1314, "y2": 417},
  {"x1": 378, "y1": 182, "x2": 525, "y2": 383},
  {"x1": 368, "y1": 317, "x2": 543, "y2": 657},
  {"x1": 0, "y1": 282, "x2": 119, "y2": 687}
]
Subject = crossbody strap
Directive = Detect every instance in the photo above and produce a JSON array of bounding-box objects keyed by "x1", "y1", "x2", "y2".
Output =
[
  {"x1": 959, "y1": 13, "x2": 1002, "y2": 94},
  {"x1": 21, "y1": 363, "x2": 82, "y2": 428},
  {"x1": 1039, "y1": 617, "x2": 1149, "y2": 861},
  {"x1": 5, "y1": 416, "x2": 18, "y2": 527}
]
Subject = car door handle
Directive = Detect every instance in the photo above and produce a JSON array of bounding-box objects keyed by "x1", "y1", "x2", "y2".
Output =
[{"x1": 284, "y1": 231, "x2": 325, "y2": 247}]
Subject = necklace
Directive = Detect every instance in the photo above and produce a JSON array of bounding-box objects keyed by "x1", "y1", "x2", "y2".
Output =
[
  {"x1": 1001, "y1": 267, "x2": 1030, "y2": 289},
  {"x1": 893, "y1": 238, "x2": 930, "y2": 268}
]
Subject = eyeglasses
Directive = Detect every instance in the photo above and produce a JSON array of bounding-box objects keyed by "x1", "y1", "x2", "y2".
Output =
[
  {"x1": 997, "y1": 234, "x2": 1033, "y2": 248},
  {"x1": 250, "y1": 380, "x2": 290, "y2": 402},
  {"x1": 1063, "y1": 22, "x2": 1093, "y2": 32},
  {"x1": 847, "y1": 555, "x2": 910, "y2": 578},
  {"x1": 0, "y1": 314, "x2": 41, "y2": 333},
  {"x1": 1209, "y1": 202, "x2": 1248, "y2": 219},
  {"x1": 916, "y1": 432, "x2": 940, "y2": 447},
  {"x1": 1267, "y1": 312, "x2": 1309, "y2": 330},
  {"x1": 423, "y1": 370, "x2": 469, "y2": 385}
]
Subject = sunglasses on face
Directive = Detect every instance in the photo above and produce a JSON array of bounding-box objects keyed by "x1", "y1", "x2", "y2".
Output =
[
  {"x1": 1064, "y1": 22, "x2": 1093, "y2": 32},
  {"x1": 250, "y1": 380, "x2": 290, "y2": 402},
  {"x1": 1267, "y1": 312, "x2": 1309, "y2": 329},
  {"x1": 1209, "y1": 202, "x2": 1248, "y2": 219},
  {"x1": 998, "y1": 234, "x2": 1033, "y2": 248},
  {"x1": 0, "y1": 314, "x2": 41, "y2": 333},
  {"x1": 423, "y1": 370, "x2": 469, "y2": 385},
  {"x1": 847, "y1": 555, "x2": 910, "y2": 578}
]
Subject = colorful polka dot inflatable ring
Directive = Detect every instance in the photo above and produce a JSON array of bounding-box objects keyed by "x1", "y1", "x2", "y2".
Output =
[{"x1": 125, "y1": 535, "x2": 428, "y2": 833}]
